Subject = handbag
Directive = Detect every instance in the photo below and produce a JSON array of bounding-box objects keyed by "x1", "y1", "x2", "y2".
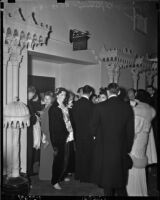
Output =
[{"x1": 33, "y1": 115, "x2": 41, "y2": 150}]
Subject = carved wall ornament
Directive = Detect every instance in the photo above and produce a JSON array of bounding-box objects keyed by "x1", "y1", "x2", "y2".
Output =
[
  {"x1": 99, "y1": 46, "x2": 157, "y2": 88},
  {"x1": 100, "y1": 46, "x2": 136, "y2": 84},
  {"x1": 99, "y1": 46, "x2": 136, "y2": 70},
  {"x1": 4, "y1": 6, "x2": 53, "y2": 51}
]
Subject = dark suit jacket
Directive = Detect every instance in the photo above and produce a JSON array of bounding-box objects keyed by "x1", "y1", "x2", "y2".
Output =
[
  {"x1": 27, "y1": 100, "x2": 37, "y2": 126},
  {"x1": 72, "y1": 97, "x2": 94, "y2": 142},
  {"x1": 72, "y1": 97, "x2": 94, "y2": 181},
  {"x1": 90, "y1": 96, "x2": 134, "y2": 189},
  {"x1": 48, "y1": 101, "x2": 69, "y2": 148}
]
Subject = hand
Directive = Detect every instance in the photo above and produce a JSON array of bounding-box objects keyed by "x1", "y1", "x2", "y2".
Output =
[
  {"x1": 42, "y1": 134, "x2": 47, "y2": 143},
  {"x1": 66, "y1": 132, "x2": 74, "y2": 143},
  {"x1": 53, "y1": 147, "x2": 58, "y2": 156},
  {"x1": 43, "y1": 141, "x2": 49, "y2": 149}
]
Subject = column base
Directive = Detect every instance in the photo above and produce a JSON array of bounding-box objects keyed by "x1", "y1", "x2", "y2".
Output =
[{"x1": 2, "y1": 175, "x2": 30, "y2": 199}]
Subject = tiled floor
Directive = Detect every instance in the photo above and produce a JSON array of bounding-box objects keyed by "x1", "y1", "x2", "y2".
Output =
[{"x1": 30, "y1": 165, "x2": 159, "y2": 196}]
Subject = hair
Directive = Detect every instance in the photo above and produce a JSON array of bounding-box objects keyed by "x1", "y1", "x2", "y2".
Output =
[
  {"x1": 99, "y1": 87, "x2": 107, "y2": 96},
  {"x1": 77, "y1": 87, "x2": 83, "y2": 93},
  {"x1": 44, "y1": 91, "x2": 54, "y2": 98},
  {"x1": 136, "y1": 89, "x2": 151, "y2": 104},
  {"x1": 55, "y1": 87, "x2": 72, "y2": 106},
  {"x1": 107, "y1": 83, "x2": 120, "y2": 95},
  {"x1": 90, "y1": 93, "x2": 97, "y2": 100},
  {"x1": 146, "y1": 85, "x2": 155, "y2": 90},
  {"x1": 83, "y1": 85, "x2": 94, "y2": 95},
  {"x1": 28, "y1": 86, "x2": 36, "y2": 94},
  {"x1": 55, "y1": 87, "x2": 67, "y2": 96},
  {"x1": 127, "y1": 88, "x2": 136, "y2": 94},
  {"x1": 64, "y1": 91, "x2": 75, "y2": 106},
  {"x1": 68, "y1": 91, "x2": 75, "y2": 99}
]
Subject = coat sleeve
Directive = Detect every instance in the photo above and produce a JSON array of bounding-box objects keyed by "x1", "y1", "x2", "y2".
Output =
[
  {"x1": 48, "y1": 106, "x2": 68, "y2": 147},
  {"x1": 89, "y1": 105, "x2": 101, "y2": 137},
  {"x1": 126, "y1": 105, "x2": 135, "y2": 154},
  {"x1": 28, "y1": 103, "x2": 37, "y2": 126},
  {"x1": 48, "y1": 106, "x2": 56, "y2": 147}
]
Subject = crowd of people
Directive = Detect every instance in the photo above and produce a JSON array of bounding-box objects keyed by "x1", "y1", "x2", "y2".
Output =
[{"x1": 26, "y1": 83, "x2": 157, "y2": 196}]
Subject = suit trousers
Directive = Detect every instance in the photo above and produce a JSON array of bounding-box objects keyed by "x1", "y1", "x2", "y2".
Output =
[
  {"x1": 51, "y1": 142, "x2": 69, "y2": 185},
  {"x1": 27, "y1": 126, "x2": 34, "y2": 176}
]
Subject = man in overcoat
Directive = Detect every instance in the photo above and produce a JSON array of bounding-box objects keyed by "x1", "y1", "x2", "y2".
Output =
[{"x1": 90, "y1": 83, "x2": 134, "y2": 196}]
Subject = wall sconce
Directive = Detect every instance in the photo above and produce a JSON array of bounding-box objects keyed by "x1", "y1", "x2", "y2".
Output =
[{"x1": 69, "y1": 29, "x2": 91, "y2": 51}]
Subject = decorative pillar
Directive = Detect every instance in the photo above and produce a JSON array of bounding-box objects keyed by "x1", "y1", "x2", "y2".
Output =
[
  {"x1": 131, "y1": 67, "x2": 140, "y2": 90},
  {"x1": 99, "y1": 47, "x2": 136, "y2": 86},
  {"x1": 10, "y1": 54, "x2": 22, "y2": 100},
  {"x1": 146, "y1": 70, "x2": 153, "y2": 86},
  {"x1": 3, "y1": 33, "x2": 30, "y2": 196},
  {"x1": 3, "y1": 50, "x2": 10, "y2": 176},
  {"x1": 3, "y1": 7, "x2": 52, "y2": 197},
  {"x1": 114, "y1": 65, "x2": 120, "y2": 83},
  {"x1": 105, "y1": 63, "x2": 115, "y2": 84}
]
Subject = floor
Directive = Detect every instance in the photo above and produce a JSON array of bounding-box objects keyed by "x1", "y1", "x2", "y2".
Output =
[{"x1": 30, "y1": 165, "x2": 159, "y2": 196}]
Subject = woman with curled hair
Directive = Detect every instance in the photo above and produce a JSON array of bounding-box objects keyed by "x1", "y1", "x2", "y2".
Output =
[
  {"x1": 127, "y1": 89, "x2": 157, "y2": 196},
  {"x1": 48, "y1": 88, "x2": 74, "y2": 190}
]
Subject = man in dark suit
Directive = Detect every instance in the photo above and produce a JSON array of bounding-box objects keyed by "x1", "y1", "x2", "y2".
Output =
[
  {"x1": 90, "y1": 83, "x2": 134, "y2": 196},
  {"x1": 72, "y1": 85, "x2": 94, "y2": 182}
]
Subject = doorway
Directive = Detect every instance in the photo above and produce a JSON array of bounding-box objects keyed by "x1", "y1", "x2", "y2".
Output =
[{"x1": 28, "y1": 75, "x2": 55, "y2": 95}]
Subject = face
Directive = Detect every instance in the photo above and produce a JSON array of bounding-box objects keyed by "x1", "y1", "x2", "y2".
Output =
[
  {"x1": 128, "y1": 90, "x2": 135, "y2": 101},
  {"x1": 99, "y1": 94, "x2": 107, "y2": 102},
  {"x1": 57, "y1": 91, "x2": 66, "y2": 104},
  {"x1": 74, "y1": 95, "x2": 79, "y2": 101},
  {"x1": 147, "y1": 87, "x2": 154, "y2": 96},
  {"x1": 92, "y1": 96, "x2": 97, "y2": 104},
  {"x1": 28, "y1": 92, "x2": 35, "y2": 100},
  {"x1": 44, "y1": 95, "x2": 52, "y2": 106},
  {"x1": 78, "y1": 89, "x2": 83, "y2": 98}
]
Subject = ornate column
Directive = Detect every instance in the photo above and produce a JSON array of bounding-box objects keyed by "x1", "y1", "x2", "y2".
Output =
[
  {"x1": 99, "y1": 46, "x2": 135, "y2": 86},
  {"x1": 3, "y1": 48, "x2": 11, "y2": 176},
  {"x1": 8, "y1": 51, "x2": 23, "y2": 178},
  {"x1": 114, "y1": 64, "x2": 120, "y2": 83},
  {"x1": 131, "y1": 67, "x2": 140, "y2": 90},
  {"x1": 3, "y1": 27, "x2": 30, "y2": 195},
  {"x1": 146, "y1": 62, "x2": 158, "y2": 87},
  {"x1": 105, "y1": 63, "x2": 115, "y2": 84},
  {"x1": 3, "y1": 5, "x2": 53, "y2": 196},
  {"x1": 10, "y1": 52, "x2": 23, "y2": 101}
]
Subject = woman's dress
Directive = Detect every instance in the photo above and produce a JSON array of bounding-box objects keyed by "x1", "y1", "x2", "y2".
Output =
[
  {"x1": 39, "y1": 105, "x2": 53, "y2": 180},
  {"x1": 127, "y1": 102, "x2": 157, "y2": 196}
]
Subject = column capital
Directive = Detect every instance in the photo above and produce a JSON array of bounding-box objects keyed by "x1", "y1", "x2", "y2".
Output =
[
  {"x1": 131, "y1": 67, "x2": 140, "y2": 90},
  {"x1": 104, "y1": 63, "x2": 115, "y2": 84},
  {"x1": 114, "y1": 64, "x2": 120, "y2": 83},
  {"x1": 9, "y1": 54, "x2": 23, "y2": 67},
  {"x1": 131, "y1": 67, "x2": 140, "y2": 78}
]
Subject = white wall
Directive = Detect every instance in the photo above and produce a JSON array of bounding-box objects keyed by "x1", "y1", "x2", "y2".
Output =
[
  {"x1": 29, "y1": 58, "x2": 101, "y2": 94},
  {"x1": 61, "y1": 63, "x2": 101, "y2": 94},
  {"x1": 28, "y1": 57, "x2": 61, "y2": 88}
]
